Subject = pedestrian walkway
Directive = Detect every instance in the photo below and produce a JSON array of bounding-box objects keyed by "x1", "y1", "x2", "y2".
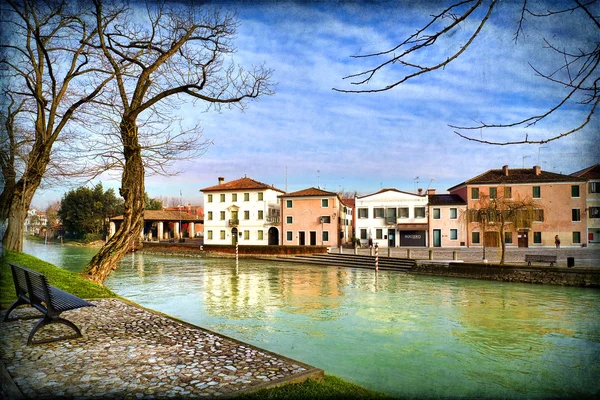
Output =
[{"x1": 0, "y1": 298, "x2": 323, "y2": 399}]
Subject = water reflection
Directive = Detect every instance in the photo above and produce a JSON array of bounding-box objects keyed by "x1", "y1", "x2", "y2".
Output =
[{"x1": 22, "y1": 240, "x2": 600, "y2": 399}]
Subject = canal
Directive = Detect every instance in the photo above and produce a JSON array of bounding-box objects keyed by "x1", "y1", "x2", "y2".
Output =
[{"x1": 23, "y1": 241, "x2": 600, "y2": 399}]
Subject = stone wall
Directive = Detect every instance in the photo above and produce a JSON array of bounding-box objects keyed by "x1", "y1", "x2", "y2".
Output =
[
  {"x1": 413, "y1": 262, "x2": 600, "y2": 288},
  {"x1": 140, "y1": 242, "x2": 328, "y2": 257}
]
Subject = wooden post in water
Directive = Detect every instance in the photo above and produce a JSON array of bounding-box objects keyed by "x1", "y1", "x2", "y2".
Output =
[
  {"x1": 429, "y1": 249, "x2": 433, "y2": 260},
  {"x1": 453, "y1": 251, "x2": 458, "y2": 260},
  {"x1": 375, "y1": 244, "x2": 379, "y2": 271},
  {"x1": 236, "y1": 242, "x2": 239, "y2": 267}
]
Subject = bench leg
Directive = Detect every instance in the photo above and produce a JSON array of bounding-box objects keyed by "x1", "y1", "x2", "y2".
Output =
[
  {"x1": 27, "y1": 316, "x2": 83, "y2": 345},
  {"x1": 3, "y1": 298, "x2": 40, "y2": 322}
]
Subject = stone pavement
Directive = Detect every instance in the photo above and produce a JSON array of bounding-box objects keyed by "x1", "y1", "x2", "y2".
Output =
[{"x1": 0, "y1": 298, "x2": 323, "y2": 399}]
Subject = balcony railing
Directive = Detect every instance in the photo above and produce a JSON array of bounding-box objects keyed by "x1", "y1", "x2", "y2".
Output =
[
  {"x1": 228, "y1": 219, "x2": 239, "y2": 227},
  {"x1": 385, "y1": 217, "x2": 397, "y2": 225},
  {"x1": 266, "y1": 215, "x2": 280, "y2": 224}
]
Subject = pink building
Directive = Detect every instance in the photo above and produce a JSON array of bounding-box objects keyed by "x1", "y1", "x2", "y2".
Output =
[
  {"x1": 279, "y1": 188, "x2": 351, "y2": 247},
  {"x1": 428, "y1": 192, "x2": 468, "y2": 248},
  {"x1": 448, "y1": 165, "x2": 588, "y2": 248}
]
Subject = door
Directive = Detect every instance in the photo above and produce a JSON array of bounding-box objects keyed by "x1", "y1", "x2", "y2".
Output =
[
  {"x1": 231, "y1": 228, "x2": 238, "y2": 245},
  {"x1": 231, "y1": 210, "x2": 238, "y2": 225},
  {"x1": 518, "y1": 231, "x2": 528, "y2": 248},
  {"x1": 388, "y1": 229, "x2": 395, "y2": 247},
  {"x1": 433, "y1": 229, "x2": 441, "y2": 247},
  {"x1": 484, "y1": 231, "x2": 499, "y2": 247},
  {"x1": 299, "y1": 231, "x2": 306, "y2": 246},
  {"x1": 268, "y1": 227, "x2": 279, "y2": 245},
  {"x1": 310, "y1": 231, "x2": 317, "y2": 246}
]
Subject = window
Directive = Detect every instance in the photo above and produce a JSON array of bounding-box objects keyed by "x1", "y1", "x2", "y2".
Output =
[
  {"x1": 322, "y1": 231, "x2": 329, "y2": 242},
  {"x1": 504, "y1": 187, "x2": 512, "y2": 198},
  {"x1": 505, "y1": 232, "x2": 512, "y2": 244},
  {"x1": 220, "y1": 230, "x2": 225, "y2": 240},
  {"x1": 450, "y1": 229, "x2": 458, "y2": 240},
  {"x1": 533, "y1": 209, "x2": 544, "y2": 222},
  {"x1": 572, "y1": 209, "x2": 581, "y2": 222},
  {"x1": 232, "y1": 193, "x2": 237, "y2": 202},
  {"x1": 286, "y1": 231, "x2": 293, "y2": 241},
  {"x1": 415, "y1": 207, "x2": 426, "y2": 218},
  {"x1": 358, "y1": 208, "x2": 368, "y2": 218},
  {"x1": 471, "y1": 188, "x2": 479, "y2": 200},
  {"x1": 360, "y1": 229, "x2": 367, "y2": 240},
  {"x1": 258, "y1": 192, "x2": 263, "y2": 201},
  {"x1": 321, "y1": 216, "x2": 331, "y2": 223},
  {"x1": 590, "y1": 182, "x2": 600, "y2": 193},
  {"x1": 244, "y1": 230, "x2": 250, "y2": 240},
  {"x1": 573, "y1": 231, "x2": 581, "y2": 244},
  {"x1": 376, "y1": 229, "x2": 383, "y2": 239},
  {"x1": 533, "y1": 232, "x2": 542, "y2": 244},
  {"x1": 207, "y1": 211, "x2": 213, "y2": 221},
  {"x1": 489, "y1": 187, "x2": 497, "y2": 199},
  {"x1": 533, "y1": 186, "x2": 541, "y2": 199},
  {"x1": 321, "y1": 199, "x2": 329, "y2": 208},
  {"x1": 590, "y1": 207, "x2": 600, "y2": 219},
  {"x1": 450, "y1": 208, "x2": 457, "y2": 220},
  {"x1": 244, "y1": 193, "x2": 250, "y2": 201},
  {"x1": 220, "y1": 194, "x2": 225, "y2": 202},
  {"x1": 258, "y1": 210, "x2": 264, "y2": 220},
  {"x1": 286, "y1": 216, "x2": 293, "y2": 224},
  {"x1": 433, "y1": 208, "x2": 441, "y2": 219},
  {"x1": 472, "y1": 232, "x2": 480, "y2": 244},
  {"x1": 207, "y1": 230, "x2": 213, "y2": 240},
  {"x1": 207, "y1": 194, "x2": 213, "y2": 203},
  {"x1": 220, "y1": 211, "x2": 225, "y2": 220},
  {"x1": 244, "y1": 211, "x2": 250, "y2": 220},
  {"x1": 257, "y1": 230, "x2": 263, "y2": 240},
  {"x1": 571, "y1": 185, "x2": 580, "y2": 198},
  {"x1": 399, "y1": 207, "x2": 409, "y2": 218},
  {"x1": 286, "y1": 200, "x2": 293, "y2": 208},
  {"x1": 374, "y1": 208, "x2": 384, "y2": 218}
]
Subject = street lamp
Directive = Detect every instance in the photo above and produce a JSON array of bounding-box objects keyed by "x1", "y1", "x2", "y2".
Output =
[{"x1": 481, "y1": 212, "x2": 487, "y2": 263}]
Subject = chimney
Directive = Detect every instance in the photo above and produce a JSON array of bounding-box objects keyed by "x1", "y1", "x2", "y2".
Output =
[
  {"x1": 502, "y1": 165, "x2": 509, "y2": 176},
  {"x1": 218, "y1": 176, "x2": 224, "y2": 185},
  {"x1": 533, "y1": 165, "x2": 541, "y2": 176},
  {"x1": 427, "y1": 189, "x2": 436, "y2": 195},
  {"x1": 418, "y1": 188, "x2": 423, "y2": 195}
]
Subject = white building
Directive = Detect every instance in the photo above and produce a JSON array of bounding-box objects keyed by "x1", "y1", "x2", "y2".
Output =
[
  {"x1": 200, "y1": 176, "x2": 285, "y2": 246},
  {"x1": 355, "y1": 188, "x2": 429, "y2": 247}
]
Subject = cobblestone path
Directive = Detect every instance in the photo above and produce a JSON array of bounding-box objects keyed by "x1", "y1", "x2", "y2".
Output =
[{"x1": 0, "y1": 298, "x2": 322, "y2": 399}]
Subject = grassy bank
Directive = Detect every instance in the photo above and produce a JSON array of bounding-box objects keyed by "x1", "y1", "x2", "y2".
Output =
[{"x1": 0, "y1": 250, "x2": 394, "y2": 399}]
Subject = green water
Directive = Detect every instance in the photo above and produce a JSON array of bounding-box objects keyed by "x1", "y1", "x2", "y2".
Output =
[{"x1": 23, "y1": 241, "x2": 600, "y2": 399}]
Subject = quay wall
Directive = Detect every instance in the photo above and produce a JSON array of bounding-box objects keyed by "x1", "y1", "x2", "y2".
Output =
[
  {"x1": 413, "y1": 262, "x2": 600, "y2": 288},
  {"x1": 140, "y1": 242, "x2": 328, "y2": 257}
]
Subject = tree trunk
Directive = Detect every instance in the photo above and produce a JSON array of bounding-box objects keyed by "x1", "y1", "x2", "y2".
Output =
[
  {"x1": 84, "y1": 119, "x2": 145, "y2": 284},
  {"x1": 499, "y1": 219, "x2": 506, "y2": 265}
]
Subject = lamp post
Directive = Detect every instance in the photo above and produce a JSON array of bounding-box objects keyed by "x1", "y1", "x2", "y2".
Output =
[{"x1": 481, "y1": 212, "x2": 487, "y2": 263}]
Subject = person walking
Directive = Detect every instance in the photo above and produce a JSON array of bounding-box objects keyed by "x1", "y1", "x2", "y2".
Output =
[{"x1": 555, "y1": 235, "x2": 561, "y2": 248}]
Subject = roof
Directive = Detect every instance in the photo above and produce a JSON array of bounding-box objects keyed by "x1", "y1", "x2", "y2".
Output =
[
  {"x1": 571, "y1": 164, "x2": 600, "y2": 179},
  {"x1": 279, "y1": 187, "x2": 337, "y2": 197},
  {"x1": 343, "y1": 198, "x2": 355, "y2": 208},
  {"x1": 111, "y1": 210, "x2": 198, "y2": 221},
  {"x1": 448, "y1": 166, "x2": 587, "y2": 191},
  {"x1": 357, "y1": 188, "x2": 425, "y2": 199},
  {"x1": 201, "y1": 177, "x2": 285, "y2": 193},
  {"x1": 428, "y1": 194, "x2": 467, "y2": 206}
]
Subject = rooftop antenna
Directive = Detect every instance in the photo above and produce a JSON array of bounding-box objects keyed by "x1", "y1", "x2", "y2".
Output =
[
  {"x1": 522, "y1": 155, "x2": 531, "y2": 168},
  {"x1": 537, "y1": 146, "x2": 547, "y2": 166},
  {"x1": 317, "y1": 170, "x2": 320, "y2": 189},
  {"x1": 414, "y1": 176, "x2": 419, "y2": 192},
  {"x1": 285, "y1": 165, "x2": 288, "y2": 192},
  {"x1": 426, "y1": 178, "x2": 435, "y2": 190}
]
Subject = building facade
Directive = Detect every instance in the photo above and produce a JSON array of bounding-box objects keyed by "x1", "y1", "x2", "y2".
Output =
[
  {"x1": 428, "y1": 192, "x2": 468, "y2": 248},
  {"x1": 448, "y1": 165, "x2": 588, "y2": 248},
  {"x1": 355, "y1": 188, "x2": 429, "y2": 248},
  {"x1": 201, "y1": 176, "x2": 284, "y2": 245},
  {"x1": 279, "y1": 187, "x2": 351, "y2": 247},
  {"x1": 571, "y1": 164, "x2": 600, "y2": 246}
]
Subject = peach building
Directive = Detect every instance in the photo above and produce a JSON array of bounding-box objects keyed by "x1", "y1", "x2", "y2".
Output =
[
  {"x1": 279, "y1": 187, "x2": 351, "y2": 247},
  {"x1": 571, "y1": 164, "x2": 600, "y2": 246},
  {"x1": 448, "y1": 165, "x2": 587, "y2": 248},
  {"x1": 427, "y1": 192, "x2": 468, "y2": 248}
]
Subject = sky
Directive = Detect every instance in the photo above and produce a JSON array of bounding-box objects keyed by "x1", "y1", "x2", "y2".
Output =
[{"x1": 31, "y1": 0, "x2": 599, "y2": 209}]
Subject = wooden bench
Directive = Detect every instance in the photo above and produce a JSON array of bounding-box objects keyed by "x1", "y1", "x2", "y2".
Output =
[
  {"x1": 3, "y1": 263, "x2": 95, "y2": 345},
  {"x1": 525, "y1": 254, "x2": 557, "y2": 267}
]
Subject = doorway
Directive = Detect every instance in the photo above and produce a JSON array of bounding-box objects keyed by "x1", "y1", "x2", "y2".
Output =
[
  {"x1": 433, "y1": 229, "x2": 441, "y2": 247},
  {"x1": 388, "y1": 229, "x2": 396, "y2": 247},
  {"x1": 299, "y1": 231, "x2": 306, "y2": 246},
  {"x1": 484, "y1": 231, "x2": 499, "y2": 247},
  {"x1": 268, "y1": 227, "x2": 279, "y2": 245},
  {"x1": 310, "y1": 231, "x2": 317, "y2": 246},
  {"x1": 231, "y1": 228, "x2": 238, "y2": 245},
  {"x1": 518, "y1": 231, "x2": 529, "y2": 248}
]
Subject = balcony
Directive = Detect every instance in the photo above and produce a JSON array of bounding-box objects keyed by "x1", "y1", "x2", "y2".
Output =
[
  {"x1": 266, "y1": 215, "x2": 280, "y2": 224},
  {"x1": 228, "y1": 219, "x2": 239, "y2": 227},
  {"x1": 385, "y1": 217, "x2": 397, "y2": 225}
]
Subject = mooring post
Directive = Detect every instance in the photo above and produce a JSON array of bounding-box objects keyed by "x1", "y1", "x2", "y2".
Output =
[
  {"x1": 453, "y1": 250, "x2": 458, "y2": 260},
  {"x1": 407, "y1": 249, "x2": 411, "y2": 259},
  {"x1": 429, "y1": 249, "x2": 433, "y2": 260},
  {"x1": 388, "y1": 247, "x2": 391, "y2": 257},
  {"x1": 375, "y1": 244, "x2": 379, "y2": 271}
]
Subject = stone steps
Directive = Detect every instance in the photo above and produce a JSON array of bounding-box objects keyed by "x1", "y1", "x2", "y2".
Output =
[{"x1": 273, "y1": 253, "x2": 415, "y2": 272}]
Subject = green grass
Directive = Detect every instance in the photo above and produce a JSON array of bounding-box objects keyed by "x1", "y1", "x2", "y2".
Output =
[
  {"x1": 239, "y1": 375, "x2": 395, "y2": 399},
  {"x1": 1, "y1": 250, "x2": 116, "y2": 305},
  {"x1": 0, "y1": 250, "x2": 395, "y2": 399}
]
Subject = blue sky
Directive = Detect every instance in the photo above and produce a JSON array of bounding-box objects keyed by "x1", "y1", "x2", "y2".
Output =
[{"x1": 33, "y1": 0, "x2": 599, "y2": 208}]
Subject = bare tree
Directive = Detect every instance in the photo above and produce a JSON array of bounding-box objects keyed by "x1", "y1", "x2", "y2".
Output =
[
  {"x1": 83, "y1": 1, "x2": 273, "y2": 284},
  {"x1": 334, "y1": 0, "x2": 599, "y2": 145},
  {"x1": 0, "y1": 0, "x2": 113, "y2": 252},
  {"x1": 467, "y1": 193, "x2": 540, "y2": 264}
]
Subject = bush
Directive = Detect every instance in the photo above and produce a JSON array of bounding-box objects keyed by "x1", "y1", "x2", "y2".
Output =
[{"x1": 83, "y1": 233, "x2": 104, "y2": 243}]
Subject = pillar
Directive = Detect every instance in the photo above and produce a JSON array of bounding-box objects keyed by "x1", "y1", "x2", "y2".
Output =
[
  {"x1": 174, "y1": 222, "x2": 180, "y2": 240},
  {"x1": 189, "y1": 222, "x2": 195, "y2": 238},
  {"x1": 109, "y1": 222, "x2": 116, "y2": 238},
  {"x1": 158, "y1": 221, "x2": 164, "y2": 241}
]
